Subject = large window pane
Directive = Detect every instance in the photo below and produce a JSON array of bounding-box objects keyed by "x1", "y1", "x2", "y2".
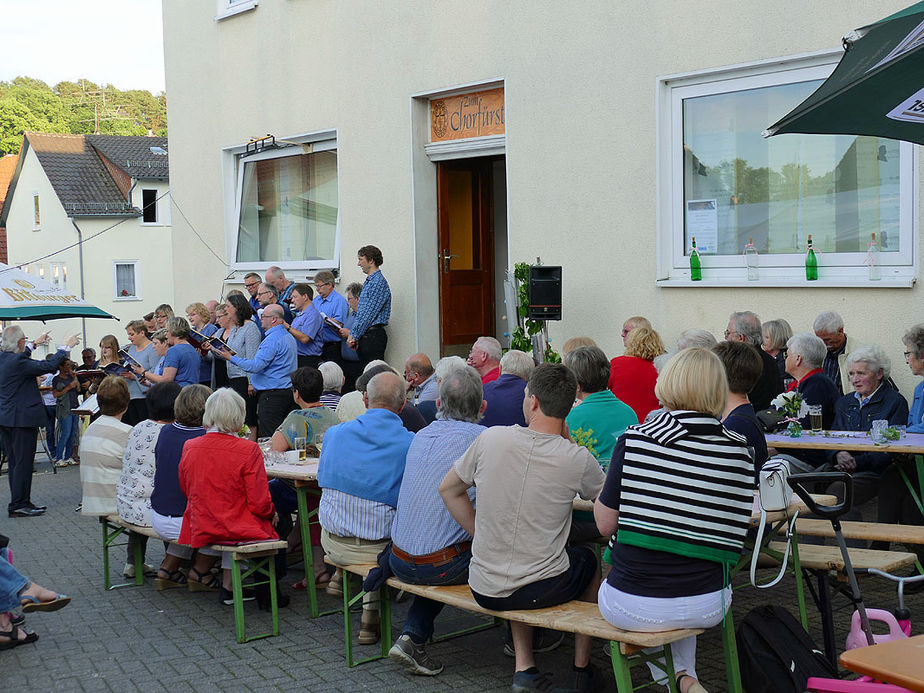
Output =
[
  {"x1": 683, "y1": 81, "x2": 901, "y2": 260},
  {"x1": 236, "y1": 150, "x2": 338, "y2": 263}
]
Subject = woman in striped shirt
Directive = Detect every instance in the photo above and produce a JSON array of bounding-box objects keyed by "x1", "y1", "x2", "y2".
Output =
[{"x1": 594, "y1": 348, "x2": 754, "y2": 693}]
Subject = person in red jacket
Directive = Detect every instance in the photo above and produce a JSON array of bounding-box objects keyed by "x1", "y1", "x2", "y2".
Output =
[
  {"x1": 608, "y1": 326, "x2": 666, "y2": 422},
  {"x1": 178, "y1": 387, "x2": 280, "y2": 605}
]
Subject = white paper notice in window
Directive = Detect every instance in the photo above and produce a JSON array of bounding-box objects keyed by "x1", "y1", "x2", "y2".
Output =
[{"x1": 685, "y1": 199, "x2": 718, "y2": 254}]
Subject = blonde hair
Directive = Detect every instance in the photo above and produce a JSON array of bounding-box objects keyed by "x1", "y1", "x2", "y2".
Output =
[
  {"x1": 562, "y1": 336, "x2": 598, "y2": 355},
  {"x1": 185, "y1": 302, "x2": 211, "y2": 323},
  {"x1": 625, "y1": 327, "x2": 666, "y2": 361},
  {"x1": 655, "y1": 347, "x2": 727, "y2": 418},
  {"x1": 624, "y1": 316, "x2": 651, "y2": 331}
]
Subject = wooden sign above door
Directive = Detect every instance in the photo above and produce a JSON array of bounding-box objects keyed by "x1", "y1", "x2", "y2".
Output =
[{"x1": 430, "y1": 87, "x2": 505, "y2": 142}]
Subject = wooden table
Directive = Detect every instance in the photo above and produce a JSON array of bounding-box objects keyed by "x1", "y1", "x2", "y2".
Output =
[
  {"x1": 265, "y1": 459, "x2": 324, "y2": 617},
  {"x1": 767, "y1": 430, "x2": 924, "y2": 520},
  {"x1": 839, "y1": 633, "x2": 924, "y2": 691}
]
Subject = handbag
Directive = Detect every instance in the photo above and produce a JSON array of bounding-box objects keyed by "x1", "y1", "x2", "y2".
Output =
[{"x1": 750, "y1": 457, "x2": 798, "y2": 588}]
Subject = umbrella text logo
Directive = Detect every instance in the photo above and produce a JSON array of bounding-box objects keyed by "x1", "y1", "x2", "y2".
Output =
[
  {"x1": 13, "y1": 279, "x2": 34, "y2": 289},
  {"x1": 2, "y1": 288, "x2": 81, "y2": 303},
  {"x1": 886, "y1": 87, "x2": 924, "y2": 123}
]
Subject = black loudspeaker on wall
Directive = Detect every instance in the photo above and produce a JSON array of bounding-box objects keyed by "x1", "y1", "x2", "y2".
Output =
[{"x1": 527, "y1": 266, "x2": 562, "y2": 321}]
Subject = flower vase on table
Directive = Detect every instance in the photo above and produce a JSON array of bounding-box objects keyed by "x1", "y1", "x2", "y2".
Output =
[
  {"x1": 772, "y1": 391, "x2": 808, "y2": 439},
  {"x1": 786, "y1": 421, "x2": 803, "y2": 438}
]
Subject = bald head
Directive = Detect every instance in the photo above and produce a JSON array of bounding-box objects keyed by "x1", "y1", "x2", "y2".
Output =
[
  {"x1": 404, "y1": 352, "x2": 434, "y2": 387},
  {"x1": 366, "y1": 371, "x2": 406, "y2": 412},
  {"x1": 263, "y1": 303, "x2": 284, "y2": 321},
  {"x1": 265, "y1": 266, "x2": 288, "y2": 291}
]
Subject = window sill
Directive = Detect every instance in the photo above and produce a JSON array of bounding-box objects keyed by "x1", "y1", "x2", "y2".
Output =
[
  {"x1": 657, "y1": 276, "x2": 915, "y2": 289},
  {"x1": 113, "y1": 296, "x2": 143, "y2": 302}
]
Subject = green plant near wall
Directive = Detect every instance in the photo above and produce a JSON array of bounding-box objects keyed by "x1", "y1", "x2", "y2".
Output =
[{"x1": 510, "y1": 262, "x2": 561, "y2": 363}]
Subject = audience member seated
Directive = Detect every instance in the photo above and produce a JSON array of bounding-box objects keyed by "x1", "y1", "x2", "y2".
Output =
[
  {"x1": 761, "y1": 318, "x2": 793, "y2": 389},
  {"x1": 80, "y1": 376, "x2": 149, "y2": 578},
  {"x1": 319, "y1": 361, "x2": 344, "y2": 410},
  {"x1": 725, "y1": 311, "x2": 781, "y2": 411},
  {"x1": 594, "y1": 348, "x2": 754, "y2": 693},
  {"x1": 0, "y1": 538, "x2": 71, "y2": 649},
  {"x1": 356, "y1": 364, "x2": 427, "y2": 432},
  {"x1": 267, "y1": 367, "x2": 340, "y2": 588},
  {"x1": 824, "y1": 346, "x2": 908, "y2": 516},
  {"x1": 179, "y1": 388, "x2": 285, "y2": 607},
  {"x1": 416, "y1": 356, "x2": 467, "y2": 424},
  {"x1": 620, "y1": 316, "x2": 651, "y2": 348},
  {"x1": 466, "y1": 336, "x2": 502, "y2": 384},
  {"x1": 150, "y1": 385, "x2": 218, "y2": 592},
  {"x1": 116, "y1": 382, "x2": 182, "y2": 528},
  {"x1": 776, "y1": 332, "x2": 840, "y2": 473},
  {"x1": 440, "y1": 364, "x2": 606, "y2": 692},
  {"x1": 562, "y1": 336, "x2": 599, "y2": 355},
  {"x1": 480, "y1": 350, "x2": 534, "y2": 428},
  {"x1": 386, "y1": 366, "x2": 486, "y2": 676},
  {"x1": 608, "y1": 326, "x2": 665, "y2": 422},
  {"x1": 814, "y1": 311, "x2": 851, "y2": 395},
  {"x1": 565, "y1": 346, "x2": 637, "y2": 467},
  {"x1": 334, "y1": 359, "x2": 390, "y2": 423},
  {"x1": 404, "y1": 353, "x2": 437, "y2": 405},
  {"x1": 713, "y1": 341, "x2": 768, "y2": 484},
  {"x1": 677, "y1": 328, "x2": 717, "y2": 351},
  {"x1": 318, "y1": 371, "x2": 415, "y2": 645}
]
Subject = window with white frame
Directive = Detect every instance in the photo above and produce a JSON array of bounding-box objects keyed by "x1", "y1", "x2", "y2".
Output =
[
  {"x1": 141, "y1": 189, "x2": 158, "y2": 224},
  {"x1": 216, "y1": 0, "x2": 257, "y2": 20},
  {"x1": 658, "y1": 53, "x2": 917, "y2": 286},
  {"x1": 231, "y1": 136, "x2": 339, "y2": 271},
  {"x1": 32, "y1": 193, "x2": 40, "y2": 230},
  {"x1": 50, "y1": 262, "x2": 67, "y2": 291},
  {"x1": 114, "y1": 261, "x2": 140, "y2": 300}
]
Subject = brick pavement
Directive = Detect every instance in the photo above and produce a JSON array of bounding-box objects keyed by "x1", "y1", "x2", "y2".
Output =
[{"x1": 2, "y1": 461, "x2": 921, "y2": 692}]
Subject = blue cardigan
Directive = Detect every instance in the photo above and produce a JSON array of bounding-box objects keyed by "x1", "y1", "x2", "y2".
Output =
[
  {"x1": 908, "y1": 380, "x2": 924, "y2": 433},
  {"x1": 828, "y1": 385, "x2": 909, "y2": 474},
  {"x1": 317, "y1": 407, "x2": 414, "y2": 507}
]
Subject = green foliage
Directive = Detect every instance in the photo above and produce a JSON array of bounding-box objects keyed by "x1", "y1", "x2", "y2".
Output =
[
  {"x1": 509, "y1": 261, "x2": 561, "y2": 363},
  {"x1": 571, "y1": 427, "x2": 599, "y2": 461},
  {"x1": 0, "y1": 76, "x2": 167, "y2": 154}
]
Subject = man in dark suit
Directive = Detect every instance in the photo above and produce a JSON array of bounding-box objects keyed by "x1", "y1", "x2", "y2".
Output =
[
  {"x1": 0, "y1": 326, "x2": 80, "y2": 517},
  {"x1": 725, "y1": 311, "x2": 782, "y2": 411}
]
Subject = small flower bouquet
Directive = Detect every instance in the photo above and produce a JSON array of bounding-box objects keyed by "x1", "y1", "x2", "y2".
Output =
[{"x1": 771, "y1": 391, "x2": 808, "y2": 437}]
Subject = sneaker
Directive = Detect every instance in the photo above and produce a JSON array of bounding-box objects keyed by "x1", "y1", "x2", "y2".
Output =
[
  {"x1": 54, "y1": 459, "x2": 70, "y2": 468},
  {"x1": 573, "y1": 663, "x2": 605, "y2": 693},
  {"x1": 219, "y1": 586, "x2": 256, "y2": 606},
  {"x1": 358, "y1": 609, "x2": 380, "y2": 645},
  {"x1": 326, "y1": 569, "x2": 343, "y2": 597},
  {"x1": 68, "y1": 458, "x2": 79, "y2": 466},
  {"x1": 389, "y1": 634, "x2": 444, "y2": 676},
  {"x1": 503, "y1": 628, "x2": 565, "y2": 657},
  {"x1": 123, "y1": 562, "x2": 157, "y2": 579},
  {"x1": 511, "y1": 668, "x2": 576, "y2": 693}
]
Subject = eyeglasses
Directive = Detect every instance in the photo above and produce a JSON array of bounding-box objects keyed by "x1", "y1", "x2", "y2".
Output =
[
  {"x1": 724, "y1": 329, "x2": 736, "y2": 339},
  {"x1": 904, "y1": 351, "x2": 913, "y2": 358},
  {"x1": 257, "y1": 290, "x2": 272, "y2": 296},
  {"x1": 244, "y1": 282, "x2": 259, "y2": 289}
]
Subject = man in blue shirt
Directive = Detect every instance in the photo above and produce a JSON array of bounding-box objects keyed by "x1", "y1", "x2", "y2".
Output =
[
  {"x1": 243, "y1": 272, "x2": 262, "y2": 315},
  {"x1": 213, "y1": 304, "x2": 297, "y2": 437},
  {"x1": 255, "y1": 283, "x2": 294, "y2": 337},
  {"x1": 342, "y1": 245, "x2": 390, "y2": 367},
  {"x1": 285, "y1": 283, "x2": 324, "y2": 369},
  {"x1": 312, "y1": 270, "x2": 349, "y2": 365}
]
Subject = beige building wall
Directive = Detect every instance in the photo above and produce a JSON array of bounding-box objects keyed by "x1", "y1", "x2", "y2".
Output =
[
  {"x1": 5, "y1": 147, "x2": 175, "y2": 350},
  {"x1": 162, "y1": 0, "x2": 922, "y2": 395}
]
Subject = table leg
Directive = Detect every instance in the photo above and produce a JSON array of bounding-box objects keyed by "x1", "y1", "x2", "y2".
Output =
[
  {"x1": 295, "y1": 484, "x2": 318, "y2": 618},
  {"x1": 896, "y1": 456, "x2": 924, "y2": 520}
]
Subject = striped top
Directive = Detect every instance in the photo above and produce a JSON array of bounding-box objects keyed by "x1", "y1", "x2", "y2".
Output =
[{"x1": 615, "y1": 410, "x2": 754, "y2": 565}]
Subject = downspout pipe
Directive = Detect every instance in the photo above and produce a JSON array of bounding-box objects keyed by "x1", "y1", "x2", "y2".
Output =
[{"x1": 71, "y1": 219, "x2": 86, "y2": 344}]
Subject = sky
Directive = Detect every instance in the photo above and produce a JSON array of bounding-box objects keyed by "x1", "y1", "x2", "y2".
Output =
[{"x1": 0, "y1": 0, "x2": 165, "y2": 93}]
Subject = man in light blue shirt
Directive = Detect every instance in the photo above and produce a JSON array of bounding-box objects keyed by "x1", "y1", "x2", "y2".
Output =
[
  {"x1": 312, "y1": 270, "x2": 349, "y2": 364},
  {"x1": 213, "y1": 304, "x2": 297, "y2": 437}
]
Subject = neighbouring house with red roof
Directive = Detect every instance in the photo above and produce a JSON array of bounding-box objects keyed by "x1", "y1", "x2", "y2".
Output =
[
  {"x1": 0, "y1": 133, "x2": 173, "y2": 345},
  {"x1": 0, "y1": 154, "x2": 19, "y2": 264}
]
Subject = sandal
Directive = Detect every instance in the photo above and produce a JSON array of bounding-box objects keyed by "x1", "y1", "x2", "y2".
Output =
[
  {"x1": 0, "y1": 626, "x2": 39, "y2": 650},
  {"x1": 19, "y1": 584, "x2": 71, "y2": 613},
  {"x1": 155, "y1": 568, "x2": 188, "y2": 591},
  {"x1": 187, "y1": 566, "x2": 220, "y2": 592},
  {"x1": 676, "y1": 674, "x2": 708, "y2": 693}
]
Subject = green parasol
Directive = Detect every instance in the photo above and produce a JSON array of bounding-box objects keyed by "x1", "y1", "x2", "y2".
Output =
[{"x1": 0, "y1": 263, "x2": 115, "y2": 321}]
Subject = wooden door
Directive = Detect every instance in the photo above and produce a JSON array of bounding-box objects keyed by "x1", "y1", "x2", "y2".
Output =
[{"x1": 437, "y1": 158, "x2": 495, "y2": 356}]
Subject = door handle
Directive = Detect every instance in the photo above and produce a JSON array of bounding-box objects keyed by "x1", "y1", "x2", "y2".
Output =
[{"x1": 442, "y1": 250, "x2": 460, "y2": 274}]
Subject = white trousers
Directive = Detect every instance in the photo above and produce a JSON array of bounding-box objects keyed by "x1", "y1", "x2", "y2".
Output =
[
  {"x1": 597, "y1": 580, "x2": 732, "y2": 683},
  {"x1": 151, "y1": 510, "x2": 223, "y2": 566}
]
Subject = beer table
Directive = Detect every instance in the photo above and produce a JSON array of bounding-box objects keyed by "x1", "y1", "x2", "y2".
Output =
[
  {"x1": 839, "y1": 633, "x2": 924, "y2": 691},
  {"x1": 766, "y1": 430, "x2": 924, "y2": 520},
  {"x1": 264, "y1": 459, "x2": 325, "y2": 617}
]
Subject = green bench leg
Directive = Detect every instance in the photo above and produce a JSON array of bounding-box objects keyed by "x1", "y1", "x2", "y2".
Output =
[
  {"x1": 609, "y1": 642, "x2": 634, "y2": 692},
  {"x1": 721, "y1": 609, "x2": 742, "y2": 693},
  {"x1": 100, "y1": 518, "x2": 137, "y2": 591},
  {"x1": 609, "y1": 641, "x2": 679, "y2": 692},
  {"x1": 230, "y1": 552, "x2": 280, "y2": 644},
  {"x1": 132, "y1": 531, "x2": 144, "y2": 586},
  {"x1": 341, "y1": 570, "x2": 391, "y2": 667},
  {"x1": 295, "y1": 486, "x2": 318, "y2": 617}
]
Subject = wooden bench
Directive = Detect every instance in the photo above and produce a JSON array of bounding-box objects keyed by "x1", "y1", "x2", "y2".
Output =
[
  {"x1": 328, "y1": 560, "x2": 736, "y2": 693},
  {"x1": 99, "y1": 514, "x2": 287, "y2": 643},
  {"x1": 793, "y1": 519, "x2": 924, "y2": 551}
]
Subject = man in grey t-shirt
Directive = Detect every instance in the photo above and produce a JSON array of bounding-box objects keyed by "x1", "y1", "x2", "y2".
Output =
[{"x1": 440, "y1": 363, "x2": 605, "y2": 693}]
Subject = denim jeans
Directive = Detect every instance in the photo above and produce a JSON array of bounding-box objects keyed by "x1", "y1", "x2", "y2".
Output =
[
  {"x1": 44, "y1": 404, "x2": 56, "y2": 451},
  {"x1": 388, "y1": 546, "x2": 471, "y2": 643},
  {"x1": 0, "y1": 547, "x2": 29, "y2": 613},
  {"x1": 54, "y1": 414, "x2": 77, "y2": 461}
]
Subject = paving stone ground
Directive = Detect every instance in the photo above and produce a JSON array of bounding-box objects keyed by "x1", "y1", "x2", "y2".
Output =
[{"x1": 2, "y1": 457, "x2": 921, "y2": 692}]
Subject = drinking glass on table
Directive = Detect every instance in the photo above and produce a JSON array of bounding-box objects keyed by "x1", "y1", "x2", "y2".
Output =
[
  {"x1": 808, "y1": 404, "x2": 823, "y2": 433},
  {"x1": 871, "y1": 419, "x2": 888, "y2": 443},
  {"x1": 294, "y1": 437, "x2": 309, "y2": 462}
]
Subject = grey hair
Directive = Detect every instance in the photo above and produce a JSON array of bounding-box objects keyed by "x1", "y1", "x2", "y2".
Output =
[
  {"x1": 362, "y1": 359, "x2": 391, "y2": 374},
  {"x1": 366, "y1": 371, "x2": 406, "y2": 412},
  {"x1": 677, "y1": 329, "x2": 717, "y2": 351},
  {"x1": 813, "y1": 311, "x2": 844, "y2": 334},
  {"x1": 903, "y1": 324, "x2": 924, "y2": 360},
  {"x1": 474, "y1": 336, "x2": 502, "y2": 362},
  {"x1": 319, "y1": 361, "x2": 344, "y2": 392},
  {"x1": 346, "y1": 281, "x2": 362, "y2": 299},
  {"x1": 562, "y1": 346, "x2": 609, "y2": 393},
  {"x1": 434, "y1": 355, "x2": 467, "y2": 382},
  {"x1": 728, "y1": 311, "x2": 763, "y2": 346},
  {"x1": 259, "y1": 283, "x2": 279, "y2": 299},
  {"x1": 1, "y1": 325, "x2": 25, "y2": 353},
  {"x1": 848, "y1": 345, "x2": 891, "y2": 381},
  {"x1": 151, "y1": 328, "x2": 168, "y2": 343},
  {"x1": 762, "y1": 319, "x2": 793, "y2": 351},
  {"x1": 437, "y1": 366, "x2": 484, "y2": 423},
  {"x1": 787, "y1": 332, "x2": 827, "y2": 369},
  {"x1": 202, "y1": 387, "x2": 246, "y2": 433},
  {"x1": 499, "y1": 350, "x2": 535, "y2": 380},
  {"x1": 653, "y1": 352, "x2": 674, "y2": 373}
]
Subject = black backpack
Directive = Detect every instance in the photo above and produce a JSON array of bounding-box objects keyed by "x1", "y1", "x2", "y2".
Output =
[{"x1": 737, "y1": 604, "x2": 838, "y2": 692}]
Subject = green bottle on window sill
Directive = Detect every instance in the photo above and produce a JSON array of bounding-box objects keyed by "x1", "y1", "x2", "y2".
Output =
[
  {"x1": 690, "y1": 236, "x2": 702, "y2": 281},
  {"x1": 805, "y1": 234, "x2": 818, "y2": 281}
]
